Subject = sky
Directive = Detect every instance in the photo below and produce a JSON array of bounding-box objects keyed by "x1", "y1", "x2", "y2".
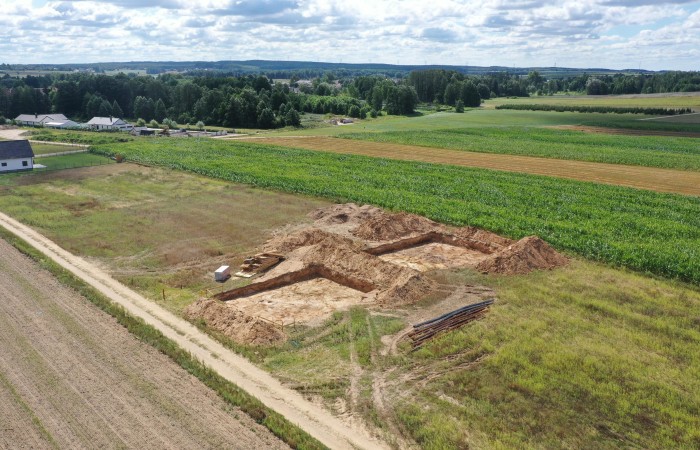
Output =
[{"x1": 1, "y1": 0, "x2": 699, "y2": 70}]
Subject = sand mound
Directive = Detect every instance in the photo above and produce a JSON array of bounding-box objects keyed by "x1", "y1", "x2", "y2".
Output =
[
  {"x1": 265, "y1": 228, "x2": 360, "y2": 254},
  {"x1": 310, "y1": 203, "x2": 383, "y2": 227},
  {"x1": 353, "y1": 212, "x2": 437, "y2": 241},
  {"x1": 476, "y1": 236, "x2": 568, "y2": 275},
  {"x1": 184, "y1": 299, "x2": 285, "y2": 346}
]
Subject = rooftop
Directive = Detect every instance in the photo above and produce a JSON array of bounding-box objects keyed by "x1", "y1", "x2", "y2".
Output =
[{"x1": 0, "y1": 140, "x2": 34, "y2": 159}]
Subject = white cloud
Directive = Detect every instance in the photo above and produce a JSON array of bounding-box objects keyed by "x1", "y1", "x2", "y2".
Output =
[{"x1": 0, "y1": 0, "x2": 698, "y2": 70}]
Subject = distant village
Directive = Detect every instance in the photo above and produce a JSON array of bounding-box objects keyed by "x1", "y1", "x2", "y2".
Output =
[{"x1": 12, "y1": 113, "x2": 229, "y2": 137}]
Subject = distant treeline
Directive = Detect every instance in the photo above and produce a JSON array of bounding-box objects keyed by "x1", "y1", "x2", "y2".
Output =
[
  {"x1": 0, "y1": 72, "x2": 419, "y2": 128},
  {"x1": 495, "y1": 104, "x2": 693, "y2": 115}
]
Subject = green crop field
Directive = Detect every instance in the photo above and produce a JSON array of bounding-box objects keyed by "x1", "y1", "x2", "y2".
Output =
[
  {"x1": 340, "y1": 127, "x2": 700, "y2": 170},
  {"x1": 490, "y1": 93, "x2": 700, "y2": 110},
  {"x1": 90, "y1": 138, "x2": 700, "y2": 285}
]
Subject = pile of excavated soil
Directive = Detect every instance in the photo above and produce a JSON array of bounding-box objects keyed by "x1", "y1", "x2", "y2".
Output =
[
  {"x1": 476, "y1": 236, "x2": 569, "y2": 275},
  {"x1": 352, "y1": 212, "x2": 437, "y2": 241},
  {"x1": 184, "y1": 298, "x2": 285, "y2": 346},
  {"x1": 310, "y1": 203, "x2": 383, "y2": 227},
  {"x1": 264, "y1": 228, "x2": 361, "y2": 254}
]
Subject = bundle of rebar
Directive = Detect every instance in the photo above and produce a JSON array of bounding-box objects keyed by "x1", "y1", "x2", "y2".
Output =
[{"x1": 409, "y1": 299, "x2": 494, "y2": 349}]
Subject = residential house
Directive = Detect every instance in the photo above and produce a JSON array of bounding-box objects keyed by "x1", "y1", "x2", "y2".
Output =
[
  {"x1": 0, "y1": 140, "x2": 34, "y2": 172},
  {"x1": 87, "y1": 116, "x2": 132, "y2": 131},
  {"x1": 14, "y1": 113, "x2": 70, "y2": 127}
]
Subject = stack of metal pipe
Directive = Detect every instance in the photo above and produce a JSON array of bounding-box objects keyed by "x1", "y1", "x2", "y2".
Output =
[{"x1": 409, "y1": 299, "x2": 494, "y2": 349}]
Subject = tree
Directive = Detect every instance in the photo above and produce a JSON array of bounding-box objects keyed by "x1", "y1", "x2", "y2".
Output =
[
  {"x1": 149, "y1": 119, "x2": 159, "y2": 128},
  {"x1": 586, "y1": 78, "x2": 608, "y2": 95},
  {"x1": 348, "y1": 105, "x2": 361, "y2": 118},
  {"x1": 257, "y1": 107, "x2": 275, "y2": 128},
  {"x1": 98, "y1": 99, "x2": 113, "y2": 117},
  {"x1": 461, "y1": 81, "x2": 481, "y2": 107},
  {"x1": 196, "y1": 120, "x2": 205, "y2": 130},
  {"x1": 112, "y1": 100, "x2": 124, "y2": 118},
  {"x1": 455, "y1": 100, "x2": 464, "y2": 113},
  {"x1": 154, "y1": 99, "x2": 167, "y2": 122},
  {"x1": 477, "y1": 83, "x2": 490, "y2": 100},
  {"x1": 285, "y1": 108, "x2": 301, "y2": 127},
  {"x1": 136, "y1": 118, "x2": 146, "y2": 127}
]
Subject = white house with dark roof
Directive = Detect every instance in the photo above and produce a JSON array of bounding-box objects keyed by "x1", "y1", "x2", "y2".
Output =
[
  {"x1": 0, "y1": 140, "x2": 34, "y2": 172},
  {"x1": 87, "y1": 117, "x2": 132, "y2": 131},
  {"x1": 15, "y1": 113, "x2": 69, "y2": 127}
]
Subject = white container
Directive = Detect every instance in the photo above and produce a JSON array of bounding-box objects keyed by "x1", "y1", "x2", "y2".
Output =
[{"x1": 214, "y1": 265, "x2": 230, "y2": 282}]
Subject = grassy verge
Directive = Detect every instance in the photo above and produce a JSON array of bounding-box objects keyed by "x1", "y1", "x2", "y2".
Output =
[
  {"x1": 0, "y1": 226, "x2": 327, "y2": 450},
  {"x1": 91, "y1": 139, "x2": 700, "y2": 285},
  {"x1": 27, "y1": 129, "x2": 134, "y2": 145},
  {"x1": 339, "y1": 127, "x2": 700, "y2": 171},
  {"x1": 392, "y1": 263, "x2": 700, "y2": 449}
]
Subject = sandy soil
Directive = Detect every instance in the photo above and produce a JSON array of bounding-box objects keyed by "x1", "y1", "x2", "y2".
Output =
[
  {"x1": 0, "y1": 128, "x2": 29, "y2": 140},
  {"x1": 231, "y1": 277, "x2": 372, "y2": 326},
  {"x1": 379, "y1": 242, "x2": 490, "y2": 272},
  {"x1": 0, "y1": 239, "x2": 287, "y2": 450},
  {"x1": 0, "y1": 211, "x2": 388, "y2": 450},
  {"x1": 245, "y1": 136, "x2": 700, "y2": 197}
]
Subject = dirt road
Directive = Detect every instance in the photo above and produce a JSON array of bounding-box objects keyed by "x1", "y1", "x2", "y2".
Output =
[
  {"x1": 244, "y1": 136, "x2": 700, "y2": 197},
  {"x1": 0, "y1": 211, "x2": 388, "y2": 450},
  {"x1": 0, "y1": 238, "x2": 287, "y2": 449}
]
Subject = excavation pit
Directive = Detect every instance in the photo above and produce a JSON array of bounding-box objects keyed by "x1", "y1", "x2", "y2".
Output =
[
  {"x1": 214, "y1": 265, "x2": 377, "y2": 326},
  {"x1": 226, "y1": 278, "x2": 372, "y2": 326},
  {"x1": 377, "y1": 242, "x2": 490, "y2": 272}
]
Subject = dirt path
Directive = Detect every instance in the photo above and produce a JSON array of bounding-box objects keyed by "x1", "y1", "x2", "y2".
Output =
[
  {"x1": 0, "y1": 238, "x2": 287, "y2": 450},
  {"x1": 244, "y1": 136, "x2": 700, "y2": 197},
  {"x1": 0, "y1": 211, "x2": 388, "y2": 450},
  {"x1": 0, "y1": 128, "x2": 29, "y2": 140}
]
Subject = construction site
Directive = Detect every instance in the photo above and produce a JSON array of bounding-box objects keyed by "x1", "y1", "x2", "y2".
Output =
[{"x1": 186, "y1": 203, "x2": 568, "y2": 346}]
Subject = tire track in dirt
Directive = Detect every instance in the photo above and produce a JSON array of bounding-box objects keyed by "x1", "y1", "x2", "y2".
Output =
[
  {"x1": 243, "y1": 136, "x2": 700, "y2": 197},
  {"x1": 0, "y1": 212, "x2": 389, "y2": 450}
]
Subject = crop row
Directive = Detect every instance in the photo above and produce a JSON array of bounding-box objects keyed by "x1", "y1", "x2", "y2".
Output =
[
  {"x1": 341, "y1": 127, "x2": 700, "y2": 171},
  {"x1": 495, "y1": 104, "x2": 693, "y2": 115},
  {"x1": 92, "y1": 139, "x2": 700, "y2": 285}
]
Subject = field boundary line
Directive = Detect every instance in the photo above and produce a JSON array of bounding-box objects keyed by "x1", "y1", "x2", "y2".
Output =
[{"x1": 0, "y1": 211, "x2": 388, "y2": 450}]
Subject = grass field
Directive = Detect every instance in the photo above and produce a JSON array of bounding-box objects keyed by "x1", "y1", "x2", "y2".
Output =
[
  {"x1": 87, "y1": 138, "x2": 700, "y2": 285},
  {"x1": 31, "y1": 142, "x2": 85, "y2": 156},
  {"x1": 489, "y1": 92, "x2": 700, "y2": 110},
  {"x1": 0, "y1": 164, "x2": 328, "y2": 315}
]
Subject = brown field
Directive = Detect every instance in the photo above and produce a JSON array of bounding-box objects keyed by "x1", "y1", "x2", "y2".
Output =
[
  {"x1": 550, "y1": 124, "x2": 700, "y2": 137},
  {"x1": 0, "y1": 238, "x2": 288, "y2": 450},
  {"x1": 246, "y1": 136, "x2": 700, "y2": 197}
]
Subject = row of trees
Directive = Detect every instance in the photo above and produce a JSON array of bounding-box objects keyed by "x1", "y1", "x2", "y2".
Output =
[{"x1": 0, "y1": 72, "x2": 421, "y2": 128}]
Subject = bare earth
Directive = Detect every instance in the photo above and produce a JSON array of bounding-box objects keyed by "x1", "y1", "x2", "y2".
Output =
[
  {"x1": 0, "y1": 239, "x2": 287, "y2": 450},
  {"x1": 243, "y1": 136, "x2": 700, "y2": 197},
  {"x1": 0, "y1": 211, "x2": 388, "y2": 450}
]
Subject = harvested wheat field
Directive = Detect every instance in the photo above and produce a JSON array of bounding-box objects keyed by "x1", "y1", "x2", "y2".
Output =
[
  {"x1": 0, "y1": 239, "x2": 287, "y2": 450},
  {"x1": 185, "y1": 204, "x2": 567, "y2": 345},
  {"x1": 243, "y1": 136, "x2": 700, "y2": 196}
]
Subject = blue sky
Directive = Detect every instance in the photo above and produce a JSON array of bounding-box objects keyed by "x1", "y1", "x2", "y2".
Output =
[{"x1": 3, "y1": 0, "x2": 700, "y2": 70}]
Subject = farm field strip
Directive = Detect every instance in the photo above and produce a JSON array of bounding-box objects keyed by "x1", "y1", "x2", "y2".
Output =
[
  {"x1": 244, "y1": 136, "x2": 700, "y2": 196},
  {"x1": 0, "y1": 238, "x2": 287, "y2": 450},
  {"x1": 0, "y1": 211, "x2": 388, "y2": 450}
]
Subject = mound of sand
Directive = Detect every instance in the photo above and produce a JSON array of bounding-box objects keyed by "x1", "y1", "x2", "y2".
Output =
[
  {"x1": 353, "y1": 211, "x2": 437, "y2": 241},
  {"x1": 310, "y1": 203, "x2": 383, "y2": 227},
  {"x1": 296, "y1": 239, "x2": 436, "y2": 305},
  {"x1": 264, "y1": 228, "x2": 361, "y2": 254},
  {"x1": 184, "y1": 299, "x2": 285, "y2": 346},
  {"x1": 476, "y1": 236, "x2": 568, "y2": 275}
]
